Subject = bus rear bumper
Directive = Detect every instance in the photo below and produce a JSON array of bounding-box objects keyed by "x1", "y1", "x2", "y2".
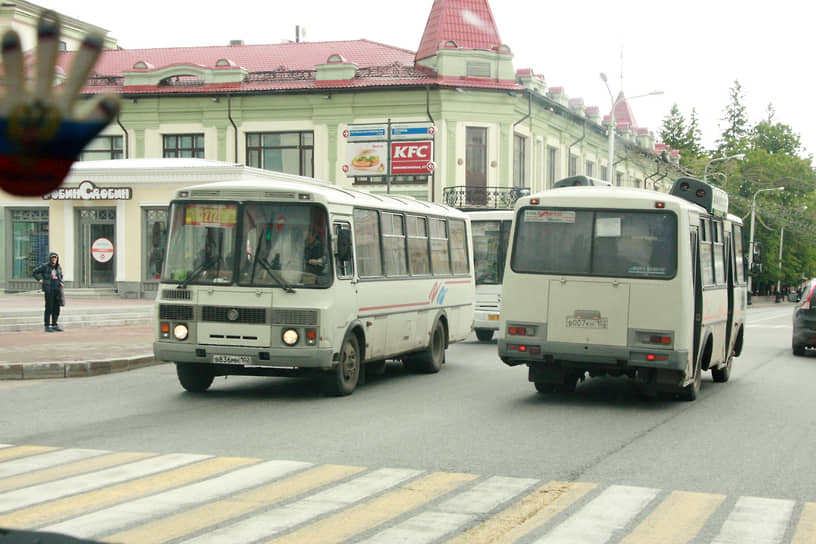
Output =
[
  {"x1": 153, "y1": 341, "x2": 335, "y2": 371},
  {"x1": 498, "y1": 340, "x2": 688, "y2": 372}
]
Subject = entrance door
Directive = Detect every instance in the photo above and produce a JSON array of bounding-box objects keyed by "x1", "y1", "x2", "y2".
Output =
[
  {"x1": 465, "y1": 127, "x2": 487, "y2": 206},
  {"x1": 77, "y1": 208, "x2": 116, "y2": 287}
]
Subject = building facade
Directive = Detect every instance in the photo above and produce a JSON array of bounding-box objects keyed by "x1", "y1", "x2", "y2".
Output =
[{"x1": 0, "y1": 0, "x2": 683, "y2": 296}]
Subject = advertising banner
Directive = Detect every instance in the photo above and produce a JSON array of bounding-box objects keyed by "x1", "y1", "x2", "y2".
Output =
[
  {"x1": 390, "y1": 141, "x2": 434, "y2": 175},
  {"x1": 343, "y1": 141, "x2": 387, "y2": 177}
]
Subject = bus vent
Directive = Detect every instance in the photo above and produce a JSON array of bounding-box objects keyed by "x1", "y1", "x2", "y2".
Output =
[
  {"x1": 270, "y1": 309, "x2": 319, "y2": 326},
  {"x1": 202, "y1": 306, "x2": 266, "y2": 324},
  {"x1": 159, "y1": 304, "x2": 194, "y2": 320},
  {"x1": 188, "y1": 189, "x2": 296, "y2": 200},
  {"x1": 263, "y1": 191, "x2": 298, "y2": 199},
  {"x1": 162, "y1": 289, "x2": 192, "y2": 300}
]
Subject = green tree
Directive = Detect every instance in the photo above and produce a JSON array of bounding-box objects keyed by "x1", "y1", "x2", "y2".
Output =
[
  {"x1": 716, "y1": 80, "x2": 751, "y2": 156},
  {"x1": 685, "y1": 108, "x2": 704, "y2": 158},
  {"x1": 659, "y1": 104, "x2": 687, "y2": 151},
  {"x1": 754, "y1": 103, "x2": 802, "y2": 156}
]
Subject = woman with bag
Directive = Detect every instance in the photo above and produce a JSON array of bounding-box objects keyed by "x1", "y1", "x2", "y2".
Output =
[{"x1": 32, "y1": 252, "x2": 64, "y2": 332}]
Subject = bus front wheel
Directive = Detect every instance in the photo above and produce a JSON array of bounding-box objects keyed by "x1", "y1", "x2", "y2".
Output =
[
  {"x1": 176, "y1": 363, "x2": 215, "y2": 393},
  {"x1": 324, "y1": 334, "x2": 360, "y2": 396}
]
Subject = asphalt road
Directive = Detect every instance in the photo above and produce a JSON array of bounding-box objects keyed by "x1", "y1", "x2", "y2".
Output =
[{"x1": 0, "y1": 304, "x2": 810, "y2": 505}]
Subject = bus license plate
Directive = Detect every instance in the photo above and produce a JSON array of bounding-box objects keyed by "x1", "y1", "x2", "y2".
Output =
[
  {"x1": 566, "y1": 318, "x2": 608, "y2": 329},
  {"x1": 213, "y1": 355, "x2": 251, "y2": 364}
]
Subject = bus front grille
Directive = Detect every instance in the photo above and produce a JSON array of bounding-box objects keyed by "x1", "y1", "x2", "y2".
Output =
[
  {"x1": 159, "y1": 304, "x2": 194, "y2": 320},
  {"x1": 162, "y1": 289, "x2": 192, "y2": 300},
  {"x1": 201, "y1": 306, "x2": 267, "y2": 324},
  {"x1": 270, "y1": 309, "x2": 318, "y2": 326}
]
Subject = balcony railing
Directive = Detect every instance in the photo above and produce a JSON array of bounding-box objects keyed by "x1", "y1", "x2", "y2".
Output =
[{"x1": 442, "y1": 186, "x2": 530, "y2": 209}]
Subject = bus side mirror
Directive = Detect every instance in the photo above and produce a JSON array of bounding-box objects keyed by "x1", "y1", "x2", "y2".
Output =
[{"x1": 336, "y1": 229, "x2": 352, "y2": 261}]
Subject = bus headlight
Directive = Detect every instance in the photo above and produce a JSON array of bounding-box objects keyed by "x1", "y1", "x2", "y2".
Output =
[
  {"x1": 282, "y1": 329, "x2": 299, "y2": 346},
  {"x1": 173, "y1": 323, "x2": 189, "y2": 340}
]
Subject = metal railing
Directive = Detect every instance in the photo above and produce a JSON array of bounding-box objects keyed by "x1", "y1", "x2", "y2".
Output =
[{"x1": 442, "y1": 186, "x2": 530, "y2": 210}]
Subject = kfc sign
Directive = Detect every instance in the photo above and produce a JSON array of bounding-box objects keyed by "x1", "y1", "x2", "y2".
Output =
[{"x1": 391, "y1": 141, "x2": 434, "y2": 175}]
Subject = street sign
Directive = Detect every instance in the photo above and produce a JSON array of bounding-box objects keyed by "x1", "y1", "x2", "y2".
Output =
[
  {"x1": 391, "y1": 124, "x2": 435, "y2": 139},
  {"x1": 91, "y1": 237, "x2": 114, "y2": 263}
]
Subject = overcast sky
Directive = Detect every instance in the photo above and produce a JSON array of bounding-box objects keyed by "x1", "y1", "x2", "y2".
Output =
[{"x1": 49, "y1": 0, "x2": 816, "y2": 159}]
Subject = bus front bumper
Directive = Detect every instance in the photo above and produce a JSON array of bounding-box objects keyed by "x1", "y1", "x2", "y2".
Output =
[{"x1": 153, "y1": 341, "x2": 335, "y2": 371}]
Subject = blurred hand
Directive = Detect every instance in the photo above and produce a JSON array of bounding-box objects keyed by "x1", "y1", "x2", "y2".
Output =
[{"x1": 0, "y1": 10, "x2": 120, "y2": 196}]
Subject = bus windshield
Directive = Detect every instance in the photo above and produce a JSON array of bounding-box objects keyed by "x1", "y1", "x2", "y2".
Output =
[
  {"x1": 472, "y1": 220, "x2": 510, "y2": 285},
  {"x1": 511, "y1": 208, "x2": 677, "y2": 279},
  {"x1": 161, "y1": 202, "x2": 330, "y2": 288}
]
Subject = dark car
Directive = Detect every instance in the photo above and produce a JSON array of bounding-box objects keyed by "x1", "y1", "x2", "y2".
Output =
[{"x1": 792, "y1": 279, "x2": 816, "y2": 355}]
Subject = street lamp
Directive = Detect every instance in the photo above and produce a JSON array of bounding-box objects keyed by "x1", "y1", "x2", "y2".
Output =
[
  {"x1": 600, "y1": 72, "x2": 663, "y2": 185},
  {"x1": 704, "y1": 153, "x2": 746, "y2": 183},
  {"x1": 748, "y1": 186, "x2": 785, "y2": 295}
]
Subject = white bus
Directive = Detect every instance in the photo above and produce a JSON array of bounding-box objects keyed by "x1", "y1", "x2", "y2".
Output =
[
  {"x1": 498, "y1": 176, "x2": 746, "y2": 401},
  {"x1": 468, "y1": 209, "x2": 513, "y2": 342},
  {"x1": 153, "y1": 170, "x2": 475, "y2": 396}
]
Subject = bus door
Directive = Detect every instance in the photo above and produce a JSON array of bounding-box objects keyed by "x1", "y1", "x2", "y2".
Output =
[
  {"x1": 690, "y1": 226, "x2": 702, "y2": 367},
  {"x1": 332, "y1": 220, "x2": 358, "y2": 352},
  {"x1": 725, "y1": 231, "x2": 735, "y2": 354}
]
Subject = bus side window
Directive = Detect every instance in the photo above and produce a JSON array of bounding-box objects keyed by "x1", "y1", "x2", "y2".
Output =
[{"x1": 334, "y1": 222, "x2": 354, "y2": 279}]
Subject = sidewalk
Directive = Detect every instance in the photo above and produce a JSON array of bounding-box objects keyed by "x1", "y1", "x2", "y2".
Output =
[{"x1": 0, "y1": 291, "x2": 160, "y2": 379}]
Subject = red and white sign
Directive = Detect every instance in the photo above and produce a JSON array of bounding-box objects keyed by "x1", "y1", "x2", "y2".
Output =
[
  {"x1": 390, "y1": 141, "x2": 434, "y2": 175},
  {"x1": 91, "y1": 237, "x2": 114, "y2": 263}
]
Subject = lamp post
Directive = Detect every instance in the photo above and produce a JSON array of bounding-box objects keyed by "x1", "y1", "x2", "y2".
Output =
[
  {"x1": 600, "y1": 73, "x2": 662, "y2": 185},
  {"x1": 704, "y1": 153, "x2": 746, "y2": 183},
  {"x1": 748, "y1": 186, "x2": 785, "y2": 295}
]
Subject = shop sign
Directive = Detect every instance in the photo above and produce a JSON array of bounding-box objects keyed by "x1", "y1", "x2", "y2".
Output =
[
  {"x1": 43, "y1": 180, "x2": 133, "y2": 200},
  {"x1": 91, "y1": 237, "x2": 114, "y2": 263},
  {"x1": 391, "y1": 141, "x2": 434, "y2": 175},
  {"x1": 343, "y1": 141, "x2": 387, "y2": 177}
]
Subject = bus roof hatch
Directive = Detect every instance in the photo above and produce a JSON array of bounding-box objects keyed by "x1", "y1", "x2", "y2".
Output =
[{"x1": 669, "y1": 177, "x2": 728, "y2": 217}]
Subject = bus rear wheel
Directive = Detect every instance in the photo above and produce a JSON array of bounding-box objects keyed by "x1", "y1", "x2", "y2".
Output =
[
  {"x1": 324, "y1": 334, "x2": 360, "y2": 396},
  {"x1": 405, "y1": 321, "x2": 445, "y2": 373},
  {"x1": 176, "y1": 363, "x2": 215, "y2": 393},
  {"x1": 475, "y1": 329, "x2": 494, "y2": 342},
  {"x1": 679, "y1": 360, "x2": 702, "y2": 401}
]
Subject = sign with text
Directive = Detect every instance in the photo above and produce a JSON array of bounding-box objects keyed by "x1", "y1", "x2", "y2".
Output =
[
  {"x1": 91, "y1": 237, "x2": 114, "y2": 263},
  {"x1": 43, "y1": 180, "x2": 133, "y2": 200},
  {"x1": 343, "y1": 141, "x2": 387, "y2": 177},
  {"x1": 390, "y1": 141, "x2": 434, "y2": 175},
  {"x1": 185, "y1": 204, "x2": 237, "y2": 227},
  {"x1": 391, "y1": 124, "x2": 435, "y2": 139}
]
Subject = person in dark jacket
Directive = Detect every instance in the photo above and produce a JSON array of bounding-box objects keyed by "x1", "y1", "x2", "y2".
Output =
[{"x1": 32, "y1": 252, "x2": 64, "y2": 332}]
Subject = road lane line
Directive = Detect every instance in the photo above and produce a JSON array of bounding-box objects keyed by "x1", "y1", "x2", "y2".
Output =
[
  {"x1": 5, "y1": 456, "x2": 256, "y2": 530},
  {"x1": 619, "y1": 490, "x2": 726, "y2": 544},
  {"x1": 267, "y1": 471, "x2": 478, "y2": 544},
  {"x1": 792, "y1": 502, "x2": 816, "y2": 544},
  {"x1": 356, "y1": 475, "x2": 536, "y2": 544},
  {"x1": 177, "y1": 467, "x2": 424, "y2": 544},
  {"x1": 0, "y1": 452, "x2": 152, "y2": 494},
  {"x1": 0, "y1": 445, "x2": 57, "y2": 462},
  {"x1": 444, "y1": 481, "x2": 597, "y2": 544},
  {"x1": 532, "y1": 484, "x2": 660, "y2": 544},
  {"x1": 106, "y1": 463, "x2": 362, "y2": 544},
  {"x1": 0, "y1": 448, "x2": 108, "y2": 479},
  {"x1": 712, "y1": 496, "x2": 795, "y2": 544},
  {"x1": 0, "y1": 453, "x2": 208, "y2": 518}
]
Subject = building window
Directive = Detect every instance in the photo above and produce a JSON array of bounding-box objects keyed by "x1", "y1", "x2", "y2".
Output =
[
  {"x1": 10, "y1": 209, "x2": 49, "y2": 279},
  {"x1": 79, "y1": 135, "x2": 123, "y2": 161},
  {"x1": 568, "y1": 154, "x2": 578, "y2": 176},
  {"x1": 546, "y1": 146, "x2": 558, "y2": 189},
  {"x1": 163, "y1": 134, "x2": 204, "y2": 158},
  {"x1": 616, "y1": 171, "x2": 623, "y2": 186},
  {"x1": 144, "y1": 208, "x2": 168, "y2": 280},
  {"x1": 247, "y1": 131, "x2": 314, "y2": 177},
  {"x1": 513, "y1": 134, "x2": 526, "y2": 187},
  {"x1": 601, "y1": 165, "x2": 608, "y2": 182},
  {"x1": 585, "y1": 161, "x2": 594, "y2": 178}
]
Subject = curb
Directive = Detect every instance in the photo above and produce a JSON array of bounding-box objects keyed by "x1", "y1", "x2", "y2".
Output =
[{"x1": 0, "y1": 355, "x2": 165, "y2": 380}]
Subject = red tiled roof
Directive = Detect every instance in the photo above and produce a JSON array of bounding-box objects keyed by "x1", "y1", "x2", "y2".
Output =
[
  {"x1": 415, "y1": 0, "x2": 504, "y2": 61},
  {"x1": 57, "y1": 40, "x2": 442, "y2": 95}
]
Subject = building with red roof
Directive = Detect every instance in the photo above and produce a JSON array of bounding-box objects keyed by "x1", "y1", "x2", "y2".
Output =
[{"x1": 1, "y1": 0, "x2": 683, "y2": 296}]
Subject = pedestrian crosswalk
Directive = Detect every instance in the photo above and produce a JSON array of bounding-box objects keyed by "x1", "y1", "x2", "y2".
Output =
[{"x1": 0, "y1": 443, "x2": 813, "y2": 543}]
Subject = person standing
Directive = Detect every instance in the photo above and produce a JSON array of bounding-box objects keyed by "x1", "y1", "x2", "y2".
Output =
[{"x1": 32, "y1": 252, "x2": 64, "y2": 332}]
